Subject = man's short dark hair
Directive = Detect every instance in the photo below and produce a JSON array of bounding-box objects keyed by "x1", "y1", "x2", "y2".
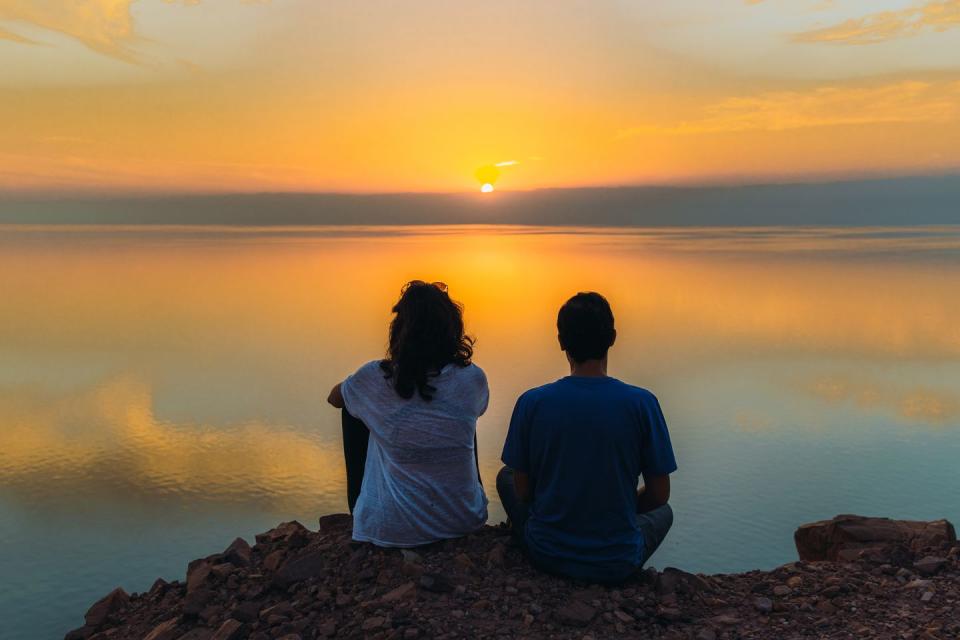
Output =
[{"x1": 557, "y1": 292, "x2": 616, "y2": 363}]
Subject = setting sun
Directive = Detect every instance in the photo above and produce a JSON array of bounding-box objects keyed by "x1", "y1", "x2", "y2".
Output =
[{"x1": 480, "y1": 183, "x2": 494, "y2": 193}]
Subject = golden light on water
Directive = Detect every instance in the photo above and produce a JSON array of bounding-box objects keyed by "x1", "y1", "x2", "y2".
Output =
[{"x1": 480, "y1": 183, "x2": 494, "y2": 193}]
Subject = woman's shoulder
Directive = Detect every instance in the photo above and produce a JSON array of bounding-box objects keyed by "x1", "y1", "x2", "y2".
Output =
[{"x1": 449, "y1": 362, "x2": 488, "y2": 389}]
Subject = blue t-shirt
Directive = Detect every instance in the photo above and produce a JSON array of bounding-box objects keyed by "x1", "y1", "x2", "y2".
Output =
[{"x1": 501, "y1": 376, "x2": 677, "y2": 582}]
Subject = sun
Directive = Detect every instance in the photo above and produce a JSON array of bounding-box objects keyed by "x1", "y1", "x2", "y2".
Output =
[{"x1": 480, "y1": 183, "x2": 494, "y2": 193}]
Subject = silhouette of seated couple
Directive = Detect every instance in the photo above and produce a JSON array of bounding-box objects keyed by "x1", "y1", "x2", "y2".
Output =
[{"x1": 328, "y1": 281, "x2": 676, "y2": 584}]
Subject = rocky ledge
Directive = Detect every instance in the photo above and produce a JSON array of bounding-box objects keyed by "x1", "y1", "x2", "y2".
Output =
[{"x1": 66, "y1": 514, "x2": 958, "y2": 640}]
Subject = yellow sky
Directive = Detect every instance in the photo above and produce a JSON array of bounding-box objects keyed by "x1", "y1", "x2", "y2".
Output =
[{"x1": 1, "y1": 0, "x2": 959, "y2": 193}]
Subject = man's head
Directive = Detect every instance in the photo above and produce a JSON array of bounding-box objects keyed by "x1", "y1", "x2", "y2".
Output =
[{"x1": 557, "y1": 292, "x2": 616, "y2": 364}]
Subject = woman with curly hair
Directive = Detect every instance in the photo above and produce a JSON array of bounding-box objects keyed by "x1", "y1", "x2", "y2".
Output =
[{"x1": 328, "y1": 280, "x2": 489, "y2": 547}]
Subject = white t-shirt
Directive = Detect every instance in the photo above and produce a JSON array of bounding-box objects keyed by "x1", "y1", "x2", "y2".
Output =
[{"x1": 340, "y1": 360, "x2": 489, "y2": 547}]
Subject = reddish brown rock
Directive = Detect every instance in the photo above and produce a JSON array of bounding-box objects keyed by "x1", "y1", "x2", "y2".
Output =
[
  {"x1": 794, "y1": 515, "x2": 956, "y2": 561},
  {"x1": 142, "y1": 619, "x2": 179, "y2": 640},
  {"x1": 84, "y1": 587, "x2": 130, "y2": 627}
]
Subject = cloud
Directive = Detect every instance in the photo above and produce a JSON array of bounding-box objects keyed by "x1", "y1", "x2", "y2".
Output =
[
  {"x1": 618, "y1": 80, "x2": 960, "y2": 137},
  {"x1": 494, "y1": 160, "x2": 519, "y2": 167},
  {"x1": 0, "y1": 23, "x2": 34, "y2": 43},
  {"x1": 0, "y1": 0, "x2": 264, "y2": 63},
  {"x1": 794, "y1": 0, "x2": 960, "y2": 44}
]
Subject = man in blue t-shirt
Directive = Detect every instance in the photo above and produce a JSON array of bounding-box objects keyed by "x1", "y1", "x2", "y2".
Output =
[{"x1": 498, "y1": 292, "x2": 677, "y2": 583}]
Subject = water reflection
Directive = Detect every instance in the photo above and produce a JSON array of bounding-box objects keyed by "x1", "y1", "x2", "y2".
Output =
[{"x1": 0, "y1": 375, "x2": 345, "y2": 511}]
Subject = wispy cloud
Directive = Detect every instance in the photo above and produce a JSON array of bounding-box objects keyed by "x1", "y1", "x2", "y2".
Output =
[
  {"x1": 618, "y1": 80, "x2": 960, "y2": 137},
  {"x1": 495, "y1": 160, "x2": 519, "y2": 167},
  {"x1": 794, "y1": 0, "x2": 960, "y2": 44},
  {"x1": 0, "y1": 0, "x2": 265, "y2": 63}
]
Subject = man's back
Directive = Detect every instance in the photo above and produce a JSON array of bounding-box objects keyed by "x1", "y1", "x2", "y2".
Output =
[{"x1": 502, "y1": 375, "x2": 677, "y2": 582}]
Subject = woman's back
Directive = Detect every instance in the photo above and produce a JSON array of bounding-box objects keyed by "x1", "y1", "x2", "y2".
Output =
[{"x1": 340, "y1": 359, "x2": 489, "y2": 547}]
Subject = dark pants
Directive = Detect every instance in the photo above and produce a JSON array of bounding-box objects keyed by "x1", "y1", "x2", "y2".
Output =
[
  {"x1": 496, "y1": 466, "x2": 674, "y2": 576},
  {"x1": 340, "y1": 408, "x2": 483, "y2": 515}
]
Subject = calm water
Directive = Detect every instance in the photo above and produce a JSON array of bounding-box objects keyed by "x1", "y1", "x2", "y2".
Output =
[{"x1": 2, "y1": 225, "x2": 960, "y2": 639}]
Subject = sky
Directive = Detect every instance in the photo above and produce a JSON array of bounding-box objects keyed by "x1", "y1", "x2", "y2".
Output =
[{"x1": 1, "y1": 0, "x2": 959, "y2": 194}]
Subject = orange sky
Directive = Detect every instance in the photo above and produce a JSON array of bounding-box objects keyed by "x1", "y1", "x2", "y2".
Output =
[{"x1": 1, "y1": 1, "x2": 959, "y2": 193}]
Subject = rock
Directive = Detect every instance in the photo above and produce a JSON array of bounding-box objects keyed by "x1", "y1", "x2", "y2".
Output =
[
  {"x1": 794, "y1": 515, "x2": 956, "y2": 562},
  {"x1": 317, "y1": 513, "x2": 353, "y2": 534},
  {"x1": 920, "y1": 590, "x2": 934, "y2": 603},
  {"x1": 210, "y1": 619, "x2": 244, "y2": 640},
  {"x1": 613, "y1": 609, "x2": 634, "y2": 623},
  {"x1": 361, "y1": 616, "x2": 386, "y2": 631},
  {"x1": 656, "y1": 568, "x2": 714, "y2": 596},
  {"x1": 786, "y1": 576, "x2": 803, "y2": 589},
  {"x1": 753, "y1": 596, "x2": 773, "y2": 614},
  {"x1": 84, "y1": 587, "x2": 130, "y2": 627},
  {"x1": 175, "y1": 630, "x2": 213, "y2": 640},
  {"x1": 255, "y1": 521, "x2": 309, "y2": 546},
  {"x1": 183, "y1": 588, "x2": 214, "y2": 616},
  {"x1": 453, "y1": 552, "x2": 476, "y2": 573},
  {"x1": 64, "y1": 626, "x2": 96, "y2": 640},
  {"x1": 316, "y1": 621, "x2": 336, "y2": 637},
  {"x1": 487, "y1": 543, "x2": 507, "y2": 567},
  {"x1": 230, "y1": 601, "x2": 262, "y2": 623},
  {"x1": 400, "y1": 549, "x2": 423, "y2": 565},
  {"x1": 380, "y1": 581, "x2": 417, "y2": 603},
  {"x1": 260, "y1": 601, "x2": 294, "y2": 619},
  {"x1": 711, "y1": 614, "x2": 741, "y2": 626},
  {"x1": 914, "y1": 556, "x2": 948, "y2": 576},
  {"x1": 556, "y1": 599, "x2": 597, "y2": 627},
  {"x1": 273, "y1": 549, "x2": 327, "y2": 587},
  {"x1": 772, "y1": 585, "x2": 791, "y2": 597},
  {"x1": 418, "y1": 573, "x2": 454, "y2": 593},
  {"x1": 222, "y1": 538, "x2": 252, "y2": 567},
  {"x1": 143, "y1": 619, "x2": 180, "y2": 640},
  {"x1": 402, "y1": 629, "x2": 420, "y2": 640},
  {"x1": 695, "y1": 629, "x2": 717, "y2": 640},
  {"x1": 186, "y1": 560, "x2": 212, "y2": 593},
  {"x1": 263, "y1": 550, "x2": 285, "y2": 572}
]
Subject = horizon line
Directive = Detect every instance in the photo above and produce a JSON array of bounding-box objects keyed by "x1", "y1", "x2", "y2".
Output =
[{"x1": 3, "y1": 169, "x2": 959, "y2": 201}]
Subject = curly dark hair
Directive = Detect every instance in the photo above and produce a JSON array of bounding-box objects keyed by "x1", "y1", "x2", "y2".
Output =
[{"x1": 380, "y1": 280, "x2": 474, "y2": 401}]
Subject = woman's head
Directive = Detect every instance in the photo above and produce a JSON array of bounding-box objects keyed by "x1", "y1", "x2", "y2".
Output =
[{"x1": 380, "y1": 280, "x2": 474, "y2": 401}]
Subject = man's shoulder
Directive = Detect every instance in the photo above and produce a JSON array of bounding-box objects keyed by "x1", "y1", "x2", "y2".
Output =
[
  {"x1": 518, "y1": 379, "x2": 566, "y2": 401},
  {"x1": 612, "y1": 379, "x2": 659, "y2": 403}
]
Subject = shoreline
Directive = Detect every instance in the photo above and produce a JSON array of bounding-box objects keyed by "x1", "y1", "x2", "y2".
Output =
[{"x1": 66, "y1": 514, "x2": 958, "y2": 640}]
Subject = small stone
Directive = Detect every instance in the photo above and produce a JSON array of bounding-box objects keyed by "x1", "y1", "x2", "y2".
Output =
[
  {"x1": 556, "y1": 599, "x2": 597, "y2": 627},
  {"x1": 754, "y1": 596, "x2": 773, "y2": 614},
  {"x1": 613, "y1": 609, "x2": 634, "y2": 623},
  {"x1": 230, "y1": 601, "x2": 262, "y2": 623},
  {"x1": 419, "y1": 573, "x2": 454, "y2": 593},
  {"x1": 657, "y1": 606, "x2": 683, "y2": 622},
  {"x1": 361, "y1": 616, "x2": 386, "y2": 631},
  {"x1": 403, "y1": 629, "x2": 420, "y2": 640},
  {"x1": 317, "y1": 621, "x2": 336, "y2": 637},
  {"x1": 210, "y1": 619, "x2": 244, "y2": 640},
  {"x1": 695, "y1": 629, "x2": 717, "y2": 640},
  {"x1": 453, "y1": 553, "x2": 476, "y2": 572},
  {"x1": 773, "y1": 585, "x2": 792, "y2": 597},
  {"x1": 711, "y1": 614, "x2": 741, "y2": 626},
  {"x1": 786, "y1": 576, "x2": 803, "y2": 589},
  {"x1": 380, "y1": 581, "x2": 416, "y2": 603},
  {"x1": 914, "y1": 556, "x2": 948, "y2": 576},
  {"x1": 920, "y1": 591, "x2": 934, "y2": 603},
  {"x1": 400, "y1": 549, "x2": 422, "y2": 565},
  {"x1": 143, "y1": 619, "x2": 179, "y2": 640}
]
